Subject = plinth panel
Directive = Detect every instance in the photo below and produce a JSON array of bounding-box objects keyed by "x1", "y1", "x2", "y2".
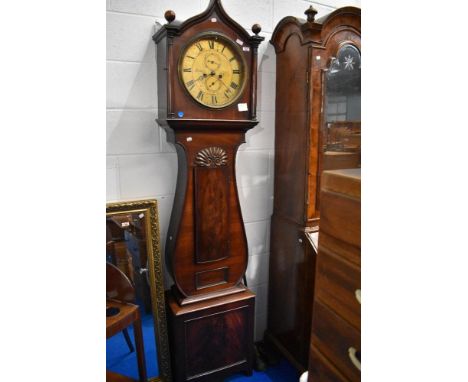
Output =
[
  {"x1": 167, "y1": 290, "x2": 255, "y2": 381},
  {"x1": 185, "y1": 305, "x2": 247, "y2": 376}
]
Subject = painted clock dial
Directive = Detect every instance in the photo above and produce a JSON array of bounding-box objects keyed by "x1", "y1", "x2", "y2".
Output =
[{"x1": 179, "y1": 33, "x2": 247, "y2": 108}]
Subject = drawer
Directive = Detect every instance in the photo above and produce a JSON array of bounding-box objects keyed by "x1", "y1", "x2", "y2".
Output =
[
  {"x1": 319, "y1": 190, "x2": 360, "y2": 249},
  {"x1": 308, "y1": 347, "x2": 348, "y2": 382},
  {"x1": 311, "y1": 301, "x2": 361, "y2": 382},
  {"x1": 315, "y1": 247, "x2": 360, "y2": 330},
  {"x1": 318, "y1": 231, "x2": 360, "y2": 267}
]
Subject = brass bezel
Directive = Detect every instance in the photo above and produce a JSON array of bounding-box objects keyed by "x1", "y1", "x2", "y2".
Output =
[
  {"x1": 106, "y1": 199, "x2": 172, "y2": 382},
  {"x1": 177, "y1": 31, "x2": 249, "y2": 109}
]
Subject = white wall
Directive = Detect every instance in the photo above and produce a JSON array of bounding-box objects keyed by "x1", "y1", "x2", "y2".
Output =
[{"x1": 106, "y1": 0, "x2": 360, "y2": 341}]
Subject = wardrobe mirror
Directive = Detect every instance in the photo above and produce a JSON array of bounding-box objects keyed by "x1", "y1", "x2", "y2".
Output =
[
  {"x1": 106, "y1": 199, "x2": 172, "y2": 382},
  {"x1": 318, "y1": 43, "x2": 361, "y2": 208}
]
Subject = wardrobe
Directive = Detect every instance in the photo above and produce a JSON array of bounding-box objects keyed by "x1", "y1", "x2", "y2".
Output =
[{"x1": 266, "y1": 6, "x2": 361, "y2": 370}]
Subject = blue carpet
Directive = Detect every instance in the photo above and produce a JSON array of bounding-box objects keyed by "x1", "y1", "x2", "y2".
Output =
[
  {"x1": 107, "y1": 312, "x2": 298, "y2": 381},
  {"x1": 225, "y1": 359, "x2": 299, "y2": 381},
  {"x1": 106, "y1": 312, "x2": 159, "y2": 379}
]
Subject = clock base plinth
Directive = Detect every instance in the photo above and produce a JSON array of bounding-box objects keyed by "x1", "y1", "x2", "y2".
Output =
[
  {"x1": 166, "y1": 289, "x2": 255, "y2": 382},
  {"x1": 171, "y1": 283, "x2": 247, "y2": 306}
]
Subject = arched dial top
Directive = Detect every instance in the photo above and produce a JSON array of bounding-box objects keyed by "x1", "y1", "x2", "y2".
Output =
[{"x1": 179, "y1": 33, "x2": 247, "y2": 109}]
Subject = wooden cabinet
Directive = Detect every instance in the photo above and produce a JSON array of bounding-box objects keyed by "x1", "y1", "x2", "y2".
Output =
[
  {"x1": 309, "y1": 169, "x2": 361, "y2": 381},
  {"x1": 267, "y1": 6, "x2": 361, "y2": 370}
]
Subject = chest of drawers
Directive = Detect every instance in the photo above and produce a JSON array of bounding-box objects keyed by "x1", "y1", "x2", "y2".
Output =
[{"x1": 309, "y1": 169, "x2": 361, "y2": 381}]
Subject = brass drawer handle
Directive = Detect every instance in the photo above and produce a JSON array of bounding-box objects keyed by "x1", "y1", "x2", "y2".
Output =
[
  {"x1": 355, "y1": 289, "x2": 361, "y2": 304},
  {"x1": 348, "y1": 347, "x2": 361, "y2": 371}
]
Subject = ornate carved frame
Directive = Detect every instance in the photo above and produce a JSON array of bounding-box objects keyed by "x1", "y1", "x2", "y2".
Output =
[{"x1": 106, "y1": 199, "x2": 172, "y2": 382}]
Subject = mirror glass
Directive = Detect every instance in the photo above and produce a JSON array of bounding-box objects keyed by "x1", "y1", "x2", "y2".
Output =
[
  {"x1": 318, "y1": 43, "x2": 361, "y2": 206},
  {"x1": 106, "y1": 201, "x2": 170, "y2": 382}
]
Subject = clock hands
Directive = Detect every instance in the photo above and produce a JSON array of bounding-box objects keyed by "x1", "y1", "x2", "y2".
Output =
[
  {"x1": 206, "y1": 76, "x2": 222, "y2": 91},
  {"x1": 205, "y1": 53, "x2": 221, "y2": 71},
  {"x1": 194, "y1": 74, "x2": 205, "y2": 82},
  {"x1": 218, "y1": 76, "x2": 231, "y2": 91},
  {"x1": 188, "y1": 49, "x2": 239, "y2": 102}
]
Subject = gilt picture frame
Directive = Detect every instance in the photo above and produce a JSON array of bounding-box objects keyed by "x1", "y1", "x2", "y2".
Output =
[{"x1": 106, "y1": 199, "x2": 172, "y2": 382}]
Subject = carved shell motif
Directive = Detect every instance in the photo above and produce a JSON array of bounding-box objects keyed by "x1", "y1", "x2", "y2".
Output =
[{"x1": 195, "y1": 147, "x2": 228, "y2": 167}]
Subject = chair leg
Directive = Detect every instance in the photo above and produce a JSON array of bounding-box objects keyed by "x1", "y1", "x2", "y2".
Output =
[
  {"x1": 133, "y1": 316, "x2": 148, "y2": 382},
  {"x1": 122, "y1": 328, "x2": 134, "y2": 353}
]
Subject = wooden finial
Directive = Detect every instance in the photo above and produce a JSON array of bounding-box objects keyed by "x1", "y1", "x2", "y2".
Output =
[
  {"x1": 305, "y1": 5, "x2": 318, "y2": 22},
  {"x1": 252, "y1": 24, "x2": 262, "y2": 35},
  {"x1": 164, "y1": 10, "x2": 176, "y2": 23}
]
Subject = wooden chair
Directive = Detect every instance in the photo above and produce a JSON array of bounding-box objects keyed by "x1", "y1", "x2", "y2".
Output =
[
  {"x1": 106, "y1": 261, "x2": 134, "y2": 352},
  {"x1": 106, "y1": 262, "x2": 147, "y2": 382}
]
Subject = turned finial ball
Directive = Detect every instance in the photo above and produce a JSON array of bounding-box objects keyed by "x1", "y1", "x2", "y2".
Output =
[
  {"x1": 164, "y1": 10, "x2": 176, "y2": 23},
  {"x1": 305, "y1": 5, "x2": 318, "y2": 22},
  {"x1": 252, "y1": 24, "x2": 262, "y2": 35}
]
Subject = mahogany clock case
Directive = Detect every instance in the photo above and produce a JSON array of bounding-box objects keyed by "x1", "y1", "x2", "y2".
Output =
[
  {"x1": 152, "y1": 2, "x2": 263, "y2": 380},
  {"x1": 153, "y1": 0, "x2": 264, "y2": 306}
]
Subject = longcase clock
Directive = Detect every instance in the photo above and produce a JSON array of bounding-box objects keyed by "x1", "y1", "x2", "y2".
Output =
[{"x1": 152, "y1": 1, "x2": 264, "y2": 381}]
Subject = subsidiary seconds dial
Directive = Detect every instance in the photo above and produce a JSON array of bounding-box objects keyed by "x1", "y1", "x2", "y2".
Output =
[{"x1": 179, "y1": 34, "x2": 247, "y2": 108}]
